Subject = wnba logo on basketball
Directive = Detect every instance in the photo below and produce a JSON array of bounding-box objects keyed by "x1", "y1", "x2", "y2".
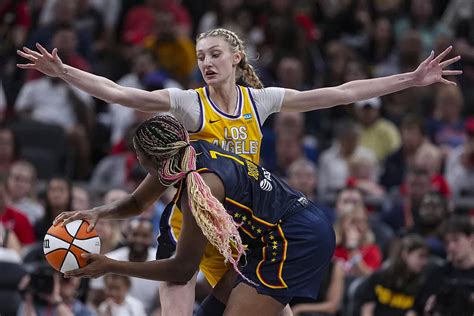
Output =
[{"x1": 260, "y1": 178, "x2": 273, "y2": 191}]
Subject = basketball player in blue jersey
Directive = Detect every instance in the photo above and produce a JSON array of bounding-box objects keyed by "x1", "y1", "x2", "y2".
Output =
[
  {"x1": 56, "y1": 115, "x2": 336, "y2": 316},
  {"x1": 20, "y1": 28, "x2": 462, "y2": 315}
]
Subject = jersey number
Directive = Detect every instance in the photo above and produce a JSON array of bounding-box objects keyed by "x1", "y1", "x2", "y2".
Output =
[{"x1": 210, "y1": 150, "x2": 244, "y2": 165}]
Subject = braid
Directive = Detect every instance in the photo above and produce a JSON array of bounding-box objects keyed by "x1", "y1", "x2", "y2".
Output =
[
  {"x1": 134, "y1": 115, "x2": 251, "y2": 283},
  {"x1": 197, "y1": 28, "x2": 264, "y2": 89}
]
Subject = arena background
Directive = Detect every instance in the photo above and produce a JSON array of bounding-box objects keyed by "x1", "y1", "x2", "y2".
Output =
[{"x1": 0, "y1": 0, "x2": 473, "y2": 315}]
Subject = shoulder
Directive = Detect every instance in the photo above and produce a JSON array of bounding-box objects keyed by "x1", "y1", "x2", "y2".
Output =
[{"x1": 247, "y1": 87, "x2": 285, "y2": 100}]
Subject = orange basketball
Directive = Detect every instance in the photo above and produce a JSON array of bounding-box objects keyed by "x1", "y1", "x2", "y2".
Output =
[{"x1": 43, "y1": 220, "x2": 101, "y2": 273}]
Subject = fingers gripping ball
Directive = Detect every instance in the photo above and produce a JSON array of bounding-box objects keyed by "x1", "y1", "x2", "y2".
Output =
[{"x1": 43, "y1": 220, "x2": 101, "y2": 273}]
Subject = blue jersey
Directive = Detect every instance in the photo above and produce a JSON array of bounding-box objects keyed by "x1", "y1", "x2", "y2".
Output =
[{"x1": 192, "y1": 140, "x2": 305, "y2": 241}]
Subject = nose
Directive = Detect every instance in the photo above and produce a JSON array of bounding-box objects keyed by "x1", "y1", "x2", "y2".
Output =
[{"x1": 203, "y1": 55, "x2": 212, "y2": 66}]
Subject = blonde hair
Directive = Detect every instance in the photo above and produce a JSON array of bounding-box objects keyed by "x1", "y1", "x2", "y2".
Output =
[
  {"x1": 197, "y1": 28, "x2": 264, "y2": 89},
  {"x1": 133, "y1": 115, "x2": 248, "y2": 280}
]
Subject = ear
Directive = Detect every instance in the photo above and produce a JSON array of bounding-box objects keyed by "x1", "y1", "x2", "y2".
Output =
[{"x1": 233, "y1": 52, "x2": 242, "y2": 67}]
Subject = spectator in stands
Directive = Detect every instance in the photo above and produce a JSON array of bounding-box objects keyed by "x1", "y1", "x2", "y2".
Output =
[
  {"x1": 394, "y1": 0, "x2": 451, "y2": 55},
  {"x1": 417, "y1": 215, "x2": 474, "y2": 315},
  {"x1": 381, "y1": 114, "x2": 428, "y2": 191},
  {"x1": 27, "y1": 2, "x2": 92, "y2": 73},
  {"x1": 0, "y1": 174, "x2": 35, "y2": 246},
  {"x1": 413, "y1": 143, "x2": 450, "y2": 197},
  {"x1": 72, "y1": 186, "x2": 91, "y2": 211},
  {"x1": 0, "y1": 125, "x2": 18, "y2": 177},
  {"x1": 367, "y1": 16, "x2": 398, "y2": 78},
  {"x1": 143, "y1": 11, "x2": 196, "y2": 87},
  {"x1": 0, "y1": 221, "x2": 24, "y2": 315},
  {"x1": 89, "y1": 124, "x2": 142, "y2": 195},
  {"x1": 108, "y1": 49, "x2": 181, "y2": 147},
  {"x1": 291, "y1": 259, "x2": 345, "y2": 316},
  {"x1": 123, "y1": 0, "x2": 192, "y2": 45},
  {"x1": 359, "y1": 234, "x2": 428, "y2": 316},
  {"x1": 19, "y1": 271, "x2": 96, "y2": 316},
  {"x1": 6, "y1": 160, "x2": 44, "y2": 225},
  {"x1": 318, "y1": 119, "x2": 376, "y2": 196},
  {"x1": 445, "y1": 117, "x2": 474, "y2": 198},
  {"x1": 406, "y1": 191, "x2": 450, "y2": 258},
  {"x1": 89, "y1": 218, "x2": 159, "y2": 314},
  {"x1": 334, "y1": 205, "x2": 382, "y2": 277},
  {"x1": 353, "y1": 96, "x2": 401, "y2": 163},
  {"x1": 347, "y1": 153, "x2": 385, "y2": 199},
  {"x1": 16, "y1": 28, "x2": 94, "y2": 179},
  {"x1": 262, "y1": 111, "x2": 317, "y2": 176},
  {"x1": 287, "y1": 158, "x2": 317, "y2": 202},
  {"x1": 34, "y1": 177, "x2": 72, "y2": 240},
  {"x1": 428, "y1": 84, "x2": 466, "y2": 157},
  {"x1": 98, "y1": 274, "x2": 146, "y2": 316}
]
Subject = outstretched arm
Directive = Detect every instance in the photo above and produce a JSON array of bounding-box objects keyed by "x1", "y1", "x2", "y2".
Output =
[
  {"x1": 281, "y1": 46, "x2": 462, "y2": 112},
  {"x1": 54, "y1": 174, "x2": 167, "y2": 231},
  {"x1": 64, "y1": 190, "x2": 208, "y2": 282},
  {"x1": 17, "y1": 43, "x2": 171, "y2": 112}
]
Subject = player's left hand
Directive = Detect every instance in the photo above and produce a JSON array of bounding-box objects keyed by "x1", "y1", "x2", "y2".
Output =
[
  {"x1": 412, "y1": 46, "x2": 462, "y2": 87},
  {"x1": 64, "y1": 253, "x2": 113, "y2": 279}
]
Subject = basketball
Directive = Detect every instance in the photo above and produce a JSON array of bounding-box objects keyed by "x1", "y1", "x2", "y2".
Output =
[{"x1": 43, "y1": 220, "x2": 101, "y2": 273}]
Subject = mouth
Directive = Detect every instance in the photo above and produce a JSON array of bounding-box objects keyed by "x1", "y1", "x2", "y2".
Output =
[{"x1": 205, "y1": 70, "x2": 217, "y2": 79}]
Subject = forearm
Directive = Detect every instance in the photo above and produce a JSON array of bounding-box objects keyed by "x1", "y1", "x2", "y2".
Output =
[
  {"x1": 59, "y1": 65, "x2": 125, "y2": 105},
  {"x1": 97, "y1": 195, "x2": 143, "y2": 220},
  {"x1": 337, "y1": 72, "x2": 416, "y2": 103},
  {"x1": 109, "y1": 257, "x2": 195, "y2": 283}
]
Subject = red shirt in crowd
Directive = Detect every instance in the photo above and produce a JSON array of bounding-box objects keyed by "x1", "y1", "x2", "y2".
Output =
[
  {"x1": 0, "y1": 206, "x2": 35, "y2": 245},
  {"x1": 334, "y1": 244, "x2": 382, "y2": 270}
]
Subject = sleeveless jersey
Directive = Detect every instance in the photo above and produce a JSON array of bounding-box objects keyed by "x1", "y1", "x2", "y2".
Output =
[
  {"x1": 191, "y1": 85, "x2": 263, "y2": 163},
  {"x1": 192, "y1": 140, "x2": 304, "y2": 237}
]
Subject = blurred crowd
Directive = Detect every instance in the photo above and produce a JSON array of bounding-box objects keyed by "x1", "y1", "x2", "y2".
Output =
[{"x1": 0, "y1": 0, "x2": 473, "y2": 315}]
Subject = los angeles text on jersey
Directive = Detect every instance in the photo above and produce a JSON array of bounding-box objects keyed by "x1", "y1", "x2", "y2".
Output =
[{"x1": 212, "y1": 126, "x2": 259, "y2": 155}]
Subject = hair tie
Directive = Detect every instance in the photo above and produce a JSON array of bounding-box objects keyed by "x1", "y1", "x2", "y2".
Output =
[{"x1": 185, "y1": 170, "x2": 196, "y2": 177}]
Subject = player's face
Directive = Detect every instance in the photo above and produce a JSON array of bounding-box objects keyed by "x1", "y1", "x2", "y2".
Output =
[{"x1": 196, "y1": 37, "x2": 240, "y2": 86}]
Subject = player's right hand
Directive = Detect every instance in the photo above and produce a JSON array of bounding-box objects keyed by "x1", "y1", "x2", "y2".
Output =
[
  {"x1": 53, "y1": 208, "x2": 102, "y2": 233},
  {"x1": 16, "y1": 43, "x2": 65, "y2": 77}
]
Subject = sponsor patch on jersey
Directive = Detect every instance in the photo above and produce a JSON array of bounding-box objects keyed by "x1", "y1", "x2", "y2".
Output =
[
  {"x1": 260, "y1": 178, "x2": 273, "y2": 191},
  {"x1": 243, "y1": 113, "x2": 252, "y2": 120}
]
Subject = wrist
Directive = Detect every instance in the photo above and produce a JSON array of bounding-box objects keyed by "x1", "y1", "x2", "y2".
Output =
[{"x1": 58, "y1": 65, "x2": 70, "y2": 79}]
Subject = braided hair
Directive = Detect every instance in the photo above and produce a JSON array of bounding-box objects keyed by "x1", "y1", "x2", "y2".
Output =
[
  {"x1": 133, "y1": 114, "x2": 248, "y2": 280},
  {"x1": 197, "y1": 28, "x2": 264, "y2": 89}
]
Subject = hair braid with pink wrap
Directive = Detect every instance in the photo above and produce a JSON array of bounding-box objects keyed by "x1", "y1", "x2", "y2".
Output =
[{"x1": 133, "y1": 115, "x2": 248, "y2": 280}]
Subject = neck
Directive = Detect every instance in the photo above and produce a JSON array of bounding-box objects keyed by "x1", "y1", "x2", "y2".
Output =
[{"x1": 208, "y1": 81, "x2": 238, "y2": 115}]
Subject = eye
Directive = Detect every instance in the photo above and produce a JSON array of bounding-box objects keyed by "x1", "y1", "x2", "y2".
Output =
[{"x1": 212, "y1": 53, "x2": 220, "y2": 58}]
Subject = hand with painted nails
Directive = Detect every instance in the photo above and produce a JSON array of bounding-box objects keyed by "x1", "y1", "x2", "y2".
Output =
[
  {"x1": 16, "y1": 43, "x2": 65, "y2": 77},
  {"x1": 412, "y1": 46, "x2": 463, "y2": 87},
  {"x1": 64, "y1": 253, "x2": 113, "y2": 279},
  {"x1": 53, "y1": 208, "x2": 103, "y2": 233}
]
